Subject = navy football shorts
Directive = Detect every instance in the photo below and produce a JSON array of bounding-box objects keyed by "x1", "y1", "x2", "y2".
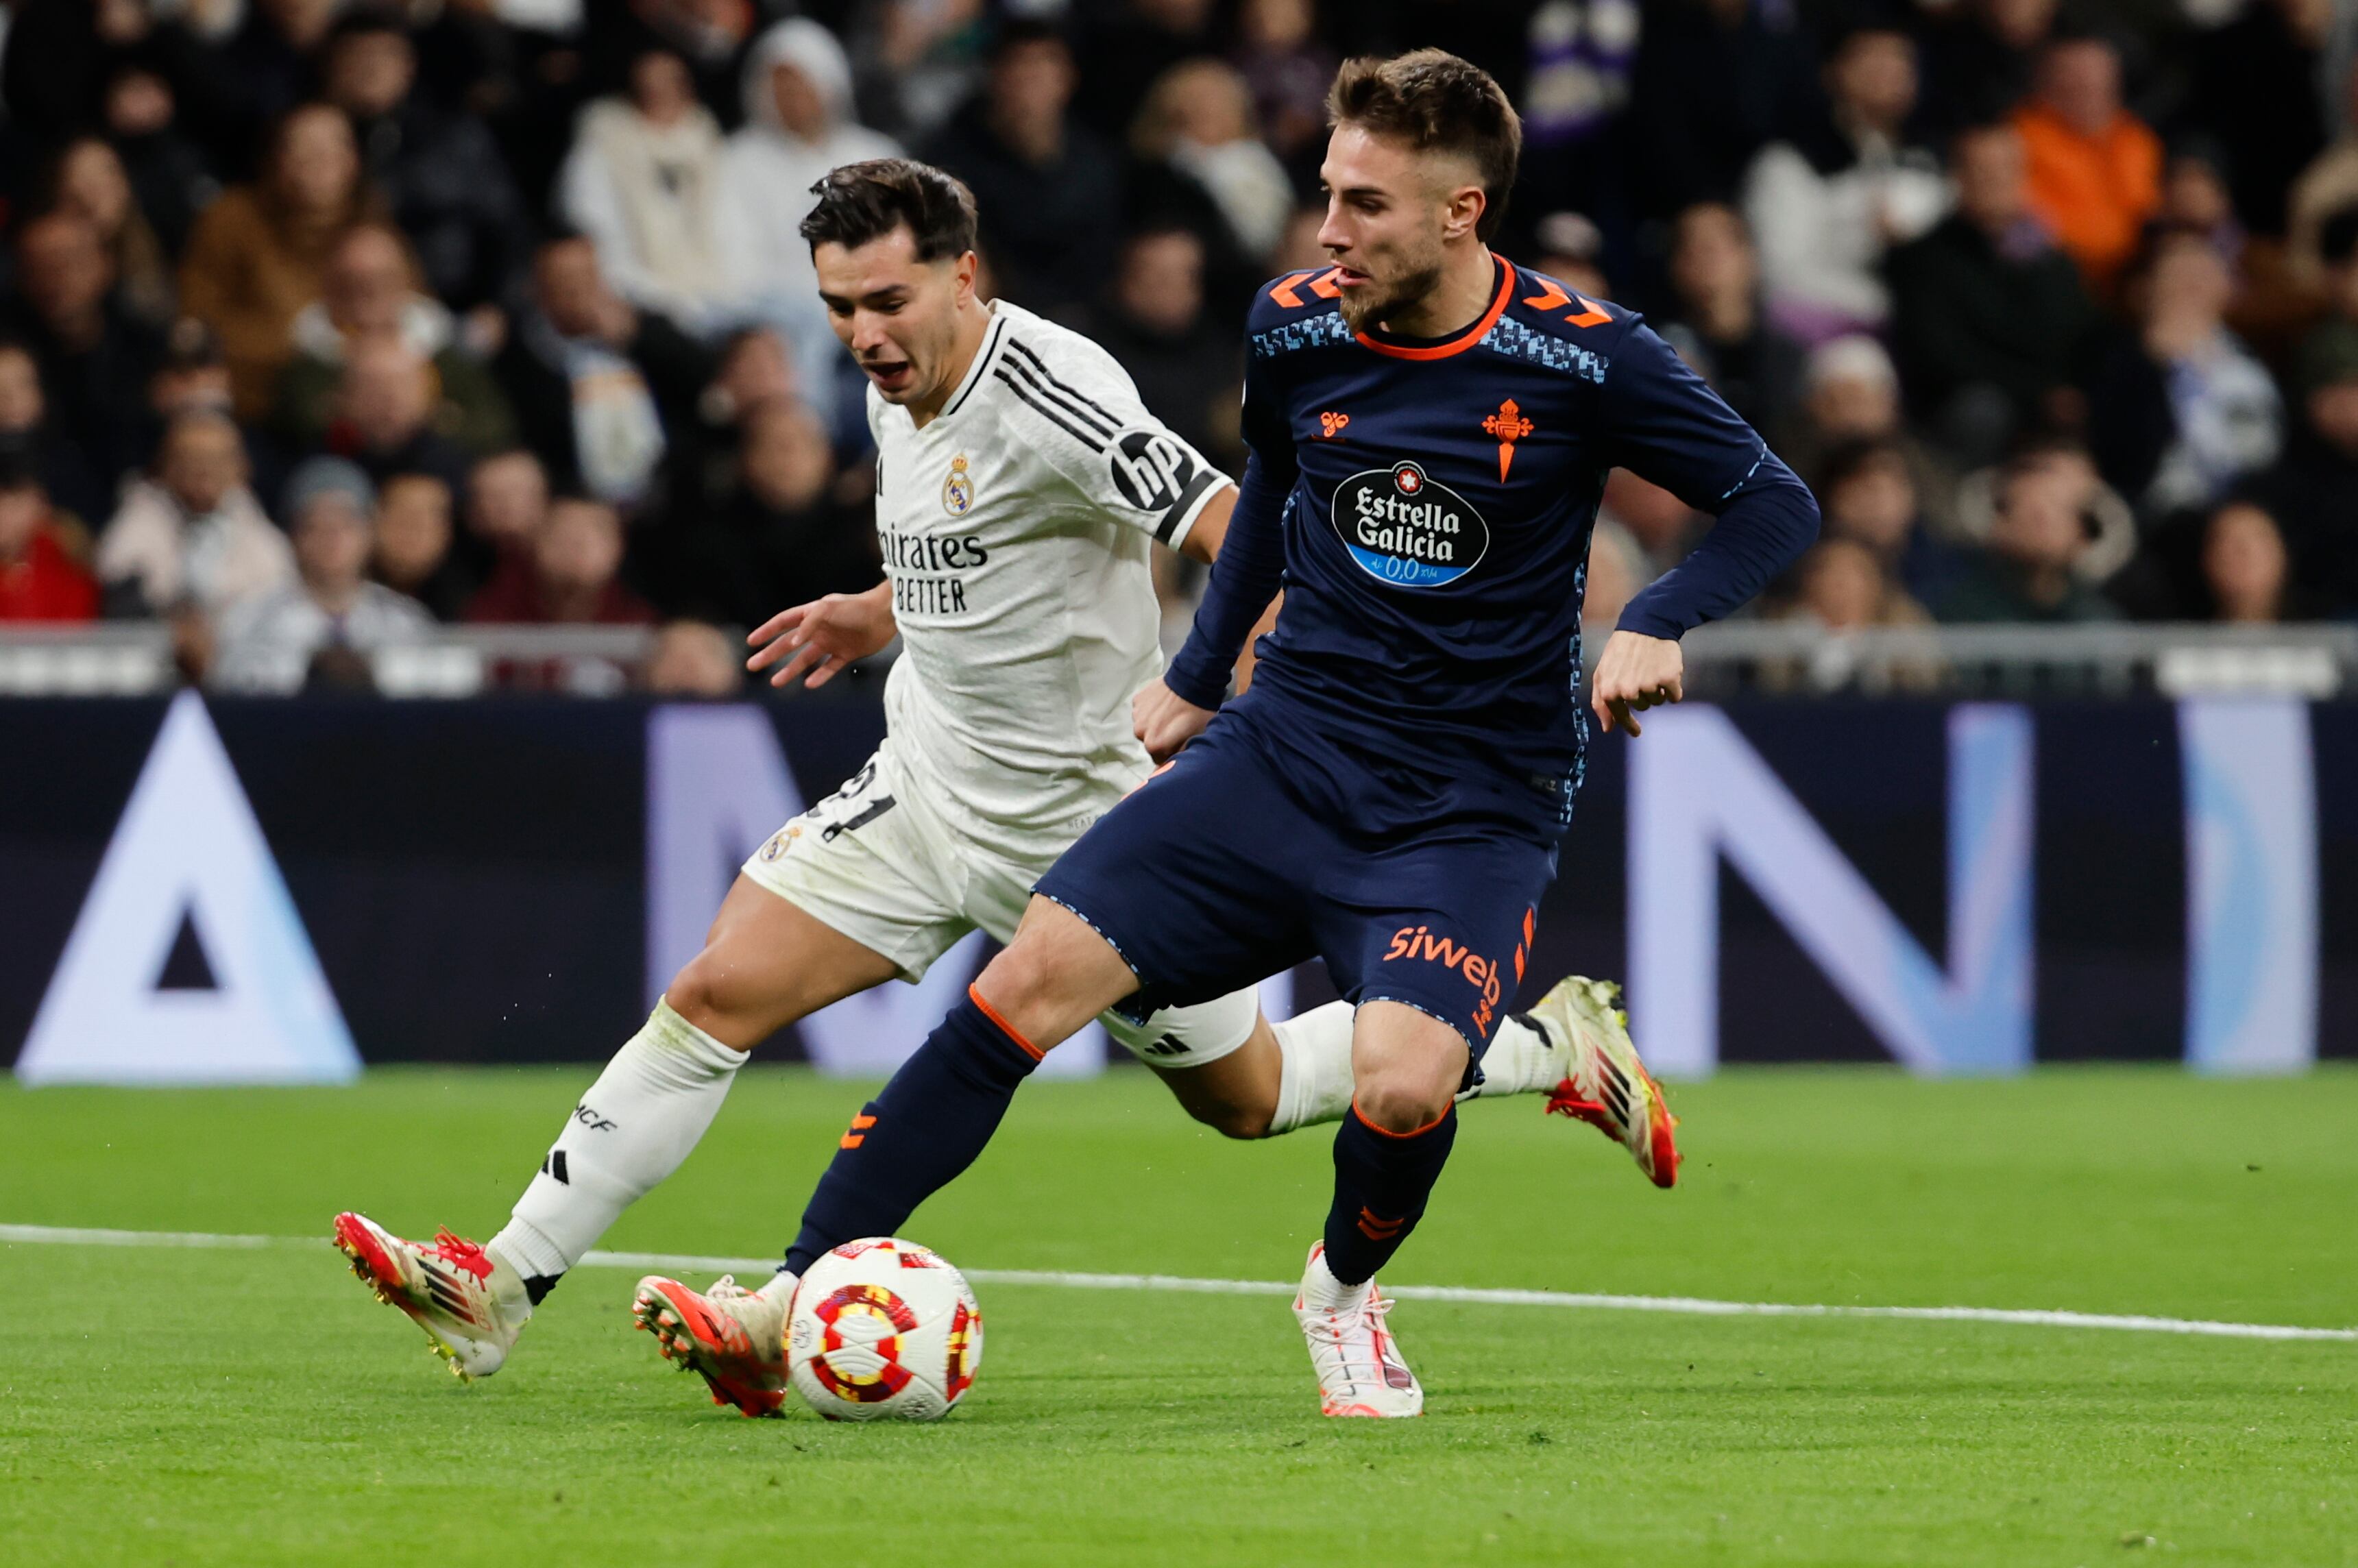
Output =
[{"x1": 1034, "y1": 698, "x2": 1562, "y2": 1049}]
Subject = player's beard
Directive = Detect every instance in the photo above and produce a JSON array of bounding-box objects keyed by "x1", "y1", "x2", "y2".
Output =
[{"x1": 1336, "y1": 260, "x2": 1446, "y2": 334}]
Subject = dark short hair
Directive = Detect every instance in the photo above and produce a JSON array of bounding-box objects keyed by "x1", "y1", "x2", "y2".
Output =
[
  {"x1": 1327, "y1": 51, "x2": 1521, "y2": 243},
  {"x1": 800, "y1": 159, "x2": 979, "y2": 262}
]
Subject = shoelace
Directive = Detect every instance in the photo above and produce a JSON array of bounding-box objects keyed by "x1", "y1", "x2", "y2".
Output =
[{"x1": 427, "y1": 1228, "x2": 492, "y2": 1283}]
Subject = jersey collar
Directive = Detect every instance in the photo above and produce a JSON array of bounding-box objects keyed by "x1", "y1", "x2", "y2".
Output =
[
  {"x1": 1352, "y1": 256, "x2": 1514, "y2": 361},
  {"x1": 938, "y1": 305, "x2": 1010, "y2": 421}
]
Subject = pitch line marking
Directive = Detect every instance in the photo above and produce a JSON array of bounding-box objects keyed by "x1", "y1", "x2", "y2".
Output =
[{"x1": 3, "y1": 1224, "x2": 2350, "y2": 1344}]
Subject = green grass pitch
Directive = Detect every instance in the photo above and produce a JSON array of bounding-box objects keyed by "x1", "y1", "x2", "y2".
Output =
[{"x1": 2, "y1": 1064, "x2": 2353, "y2": 1566}]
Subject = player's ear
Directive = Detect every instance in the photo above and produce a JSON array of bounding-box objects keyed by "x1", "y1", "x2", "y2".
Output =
[
  {"x1": 953, "y1": 249, "x2": 979, "y2": 305},
  {"x1": 1443, "y1": 185, "x2": 1486, "y2": 243}
]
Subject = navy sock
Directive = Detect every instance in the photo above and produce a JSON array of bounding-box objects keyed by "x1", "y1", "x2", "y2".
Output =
[
  {"x1": 784, "y1": 990, "x2": 1042, "y2": 1275},
  {"x1": 1320, "y1": 1103, "x2": 1458, "y2": 1286}
]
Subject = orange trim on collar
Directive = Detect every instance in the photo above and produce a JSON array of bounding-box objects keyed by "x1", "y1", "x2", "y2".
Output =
[{"x1": 1354, "y1": 259, "x2": 1516, "y2": 361}]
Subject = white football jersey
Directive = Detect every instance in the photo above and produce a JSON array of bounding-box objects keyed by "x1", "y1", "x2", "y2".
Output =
[{"x1": 868, "y1": 299, "x2": 1234, "y2": 863}]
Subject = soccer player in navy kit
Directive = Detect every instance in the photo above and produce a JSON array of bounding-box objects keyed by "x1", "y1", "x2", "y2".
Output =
[{"x1": 773, "y1": 51, "x2": 1820, "y2": 1416}]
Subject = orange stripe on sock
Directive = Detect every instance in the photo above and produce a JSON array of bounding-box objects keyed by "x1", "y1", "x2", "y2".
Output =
[
  {"x1": 1350, "y1": 1097, "x2": 1451, "y2": 1139},
  {"x1": 968, "y1": 984, "x2": 1045, "y2": 1060}
]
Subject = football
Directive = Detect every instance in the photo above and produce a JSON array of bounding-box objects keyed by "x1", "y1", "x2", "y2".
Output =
[{"x1": 786, "y1": 1237, "x2": 983, "y2": 1421}]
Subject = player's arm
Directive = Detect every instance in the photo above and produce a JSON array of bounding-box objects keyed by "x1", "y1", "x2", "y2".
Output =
[
  {"x1": 1592, "y1": 323, "x2": 1820, "y2": 735},
  {"x1": 1164, "y1": 483, "x2": 1283, "y2": 693},
  {"x1": 745, "y1": 580, "x2": 896, "y2": 689}
]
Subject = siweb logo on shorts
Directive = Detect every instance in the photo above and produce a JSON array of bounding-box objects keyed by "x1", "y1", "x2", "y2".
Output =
[{"x1": 1329, "y1": 461, "x2": 1490, "y2": 588}]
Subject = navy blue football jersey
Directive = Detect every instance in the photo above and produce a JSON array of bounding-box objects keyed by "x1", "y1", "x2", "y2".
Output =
[{"x1": 1166, "y1": 254, "x2": 1818, "y2": 805}]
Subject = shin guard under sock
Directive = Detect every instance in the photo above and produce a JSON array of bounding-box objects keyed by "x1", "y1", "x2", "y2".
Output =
[
  {"x1": 784, "y1": 989, "x2": 1042, "y2": 1275},
  {"x1": 1320, "y1": 1101, "x2": 1458, "y2": 1286}
]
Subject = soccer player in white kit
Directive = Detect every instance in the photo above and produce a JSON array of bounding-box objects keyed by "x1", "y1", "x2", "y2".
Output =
[{"x1": 333, "y1": 160, "x2": 1676, "y2": 1413}]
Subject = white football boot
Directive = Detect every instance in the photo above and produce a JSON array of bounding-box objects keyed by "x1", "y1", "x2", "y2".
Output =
[
  {"x1": 1520, "y1": 975, "x2": 1681, "y2": 1188},
  {"x1": 332, "y1": 1212, "x2": 531, "y2": 1380},
  {"x1": 631, "y1": 1273, "x2": 792, "y2": 1418},
  {"x1": 1292, "y1": 1244, "x2": 1422, "y2": 1418}
]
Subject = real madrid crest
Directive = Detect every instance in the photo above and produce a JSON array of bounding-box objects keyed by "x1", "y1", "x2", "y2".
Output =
[{"x1": 941, "y1": 454, "x2": 974, "y2": 516}]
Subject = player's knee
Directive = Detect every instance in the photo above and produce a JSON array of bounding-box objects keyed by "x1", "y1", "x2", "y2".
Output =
[
  {"x1": 1180, "y1": 1092, "x2": 1272, "y2": 1140},
  {"x1": 1352, "y1": 1067, "x2": 1453, "y2": 1136},
  {"x1": 663, "y1": 954, "x2": 752, "y2": 1045}
]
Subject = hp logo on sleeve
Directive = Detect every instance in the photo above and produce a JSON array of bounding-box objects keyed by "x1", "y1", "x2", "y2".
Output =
[{"x1": 1108, "y1": 430, "x2": 1201, "y2": 511}]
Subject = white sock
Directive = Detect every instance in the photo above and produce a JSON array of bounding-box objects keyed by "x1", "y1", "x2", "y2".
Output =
[
  {"x1": 1301, "y1": 1247, "x2": 1369, "y2": 1312},
  {"x1": 756, "y1": 1269, "x2": 799, "y2": 1306},
  {"x1": 1268, "y1": 1002, "x2": 1359, "y2": 1134},
  {"x1": 1466, "y1": 1014, "x2": 1564, "y2": 1098},
  {"x1": 491, "y1": 1002, "x2": 746, "y2": 1280}
]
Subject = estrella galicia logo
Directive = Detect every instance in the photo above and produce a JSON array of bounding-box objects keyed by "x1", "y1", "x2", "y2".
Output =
[
  {"x1": 1108, "y1": 428, "x2": 1200, "y2": 511},
  {"x1": 1330, "y1": 461, "x2": 1490, "y2": 588}
]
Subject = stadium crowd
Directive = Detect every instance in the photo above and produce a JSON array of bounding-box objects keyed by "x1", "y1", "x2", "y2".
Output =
[{"x1": 0, "y1": 0, "x2": 2353, "y2": 694}]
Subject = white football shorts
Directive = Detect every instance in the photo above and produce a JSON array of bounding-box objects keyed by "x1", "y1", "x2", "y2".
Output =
[{"x1": 738, "y1": 737, "x2": 1259, "y2": 1067}]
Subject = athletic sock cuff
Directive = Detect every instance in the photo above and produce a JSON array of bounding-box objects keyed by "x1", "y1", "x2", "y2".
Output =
[{"x1": 644, "y1": 1000, "x2": 749, "y2": 1079}]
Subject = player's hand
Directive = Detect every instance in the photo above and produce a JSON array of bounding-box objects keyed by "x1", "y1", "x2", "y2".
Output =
[
  {"x1": 1132, "y1": 678, "x2": 1216, "y2": 763},
  {"x1": 1590, "y1": 630, "x2": 1684, "y2": 737},
  {"x1": 746, "y1": 584, "x2": 897, "y2": 689}
]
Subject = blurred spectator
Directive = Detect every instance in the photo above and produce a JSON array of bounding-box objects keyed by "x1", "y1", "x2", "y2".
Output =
[
  {"x1": 2260, "y1": 322, "x2": 2358, "y2": 615},
  {"x1": 1093, "y1": 229, "x2": 1241, "y2": 471},
  {"x1": 1270, "y1": 206, "x2": 1330, "y2": 275},
  {"x1": 320, "y1": 9, "x2": 529, "y2": 314},
  {"x1": 679, "y1": 399, "x2": 873, "y2": 628},
  {"x1": 672, "y1": 326, "x2": 801, "y2": 513},
  {"x1": 1657, "y1": 204, "x2": 1803, "y2": 450},
  {"x1": 1816, "y1": 437, "x2": 1960, "y2": 607},
  {"x1": 849, "y1": 0, "x2": 990, "y2": 141},
  {"x1": 643, "y1": 617, "x2": 745, "y2": 696},
  {"x1": 179, "y1": 103, "x2": 378, "y2": 421},
  {"x1": 215, "y1": 0, "x2": 349, "y2": 160},
  {"x1": 1934, "y1": 442, "x2": 2121, "y2": 622},
  {"x1": 559, "y1": 48, "x2": 731, "y2": 330},
  {"x1": 1075, "y1": 0, "x2": 1219, "y2": 143},
  {"x1": 1580, "y1": 516, "x2": 1649, "y2": 650},
  {"x1": 212, "y1": 456, "x2": 432, "y2": 693},
  {"x1": 716, "y1": 21, "x2": 899, "y2": 425},
  {"x1": 2088, "y1": 230, "x2": 2282, "y2": 519},
  {"x1": 95, "y1": 411, "x2": 293, "y2": 618},
  {"x1": 1, "y1": 209, "x2": 169, "y2": 498},
  {"x1": 2009, "y1": 36, "x2": 2161, "y2": 296},
  {"x1": 2158, "y1": 141, "x2": 2245, "y2": 261},
  {"x1": 491, "y1": 232, "x2": 714, "y2": 504},
  {"x1": 1886, "y1": 123, "x2": 2100, "y2": 467},
  {"x1": 2287, "y1": 67, "x2": 2358, "y2": 283},
  {"x1": 50, "y1": 137, "x2": 176, "y2": 326},
  {"x1": 2200, "y1": 498, "x2": 2306, "y2": 624},
  {"x1": 468, "y1": 493, "x2": 655, "y2": 624},
  {"x1": 2187, "y1": 0, "x2": 2329, "y2": 240},
  {"x1": 924, "y1": 22, "x2": 1121, "y2": 317},
  {"x1": 274, "y1": 224, "x2": 518, "y2": 458},
  {"x1": 1742, "y1": 25, "x2": 1948, "y2": 343},
  {"x1": 1130, "y1": 60, "x2": 1296, "y2": 266},
  {"x1": 1234, "y1": 0, "x2": 1338, "y2": 184},
  {"x1": 149, "y1": 317, "x2": 235, "y2": 423},
  {"x1": 0, "y1": 341, "x2": 110, "y2": 530},
  {"x1": 103, "y1": 64, "x2": 221, "y2": 261},
  {"x1": 466, "y1": 448, "x2": 554, "y2": 568},
  {"x1": 1628, "y1": 0, "x2": 1818, "y2": 220},
  {"x1": 1782, "y1": 536, "x2": 1933, "y2": 632},
  {"x1": 1918, "y1": 0, "x2": 2055, "y2": 138},
  {"x1": 0, "y1": 454, "x2": 99, "y2": 622},
  {"x1": 372, "y1": 470, "x2": 474, "y2": 621},
  {"x1": 1601, "y1": 467, "x2": 1701, "y2": 577},
  {"x1": 587, "y1": 0, "x2": 757, "y2": 133},
  {"x1": 322, "y1": 335, "x2": 474, "y2": 495},
  {"x1": 1531, "y1": 211, "x2": 1613, "y2": 302}
]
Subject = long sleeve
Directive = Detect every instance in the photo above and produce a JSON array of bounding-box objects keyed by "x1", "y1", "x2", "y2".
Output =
[
  {"x1": 1607, "y1": 321, "x2": 1821, "y2": 639},
  {"x1": 1163, "y1": 443, "x2": 1291, "y2": 708}
]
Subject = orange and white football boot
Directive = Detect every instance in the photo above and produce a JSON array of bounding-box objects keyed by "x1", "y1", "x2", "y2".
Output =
[
  {"x1": 1292, "y1": 1244, "x2": 1422, "y2": 1419},
  {"x1": 631, "y1": 1273, "x2": 792, "y2": 1418},
  {"x1": 1522, "y1": 976, "x2": 1681, "y2": 1188},
  {"x1": 332, "y1": 1212, "x2": 531, "y2": 1380}
]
